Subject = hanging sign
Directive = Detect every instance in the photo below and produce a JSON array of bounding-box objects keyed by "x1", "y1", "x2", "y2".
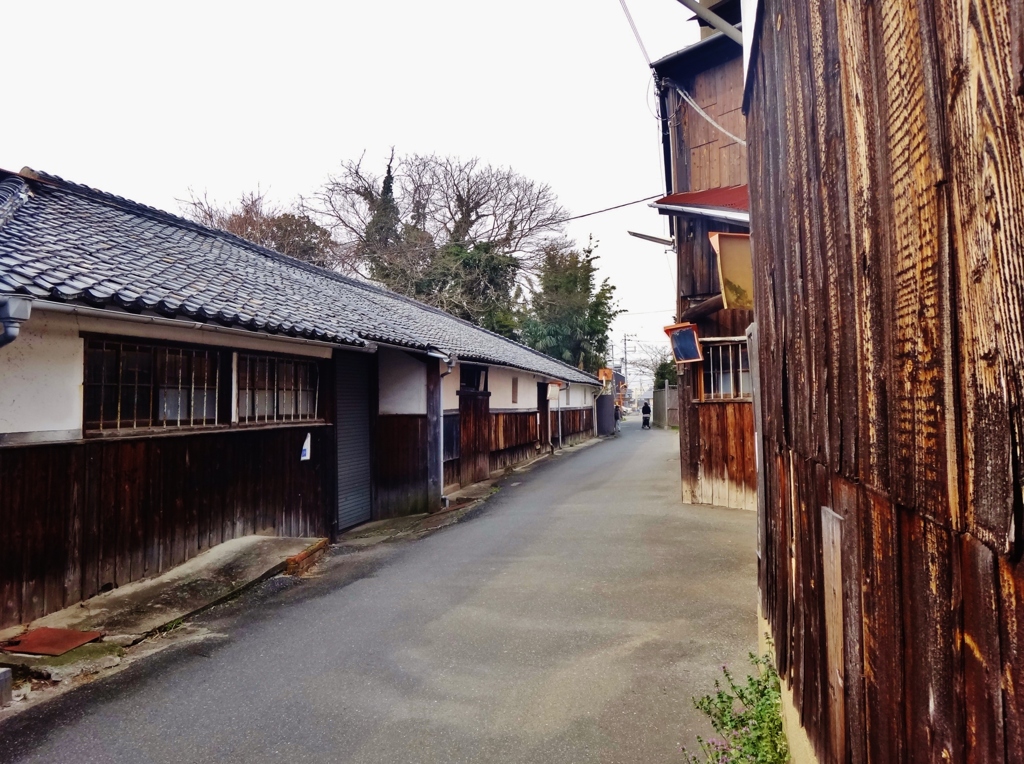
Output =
[
  {"x1": 547, "y1": 383, "x2": 561, "y2": 401},
  {"x1": 300, "y1": 433, "x2": 312, "y2": 461},
  {"x1": 664, "y1": 322, "x2": 703, "y2": 363}
]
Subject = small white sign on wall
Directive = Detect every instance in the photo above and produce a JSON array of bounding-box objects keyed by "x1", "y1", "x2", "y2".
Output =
[
  {"x1": 300, "y1": 433, "x2": 312, "y2": 461},
  {"x1": 547, "y1": 383, "x2": 561, "y2": 401}
]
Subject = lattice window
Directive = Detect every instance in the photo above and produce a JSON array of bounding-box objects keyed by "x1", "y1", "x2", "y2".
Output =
[
  {"x1": 700, "y1": 341, "x2": 751, "y2": 401},
  {"x1": 84, "y1": 339, "x2": 221, "y2": 431},
  {"x1": 237, "y1": 354, "x2": 319, "y2": 424}
]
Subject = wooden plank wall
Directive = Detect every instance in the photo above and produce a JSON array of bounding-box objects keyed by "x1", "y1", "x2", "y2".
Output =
[
  {"x1": 374, "y1": 414, "x2": 429, "y2": 519},
  {"x1": 489, "y1": 411, "x2": 539, "y2": 472},
  {"x1": 0, "y1": 426, "x2": 333, "y2": 629},
  {"x1": 679, "y1": 56, "x2": 748, "y2": 193},
  {"x1": 550, "y1": 408, "x2": 594, "y2": 448},
  {"x1": 677, "y1": 307, "x2": 756, "y2": 510},
  {"x1": 749, "y1": 0, "x2": 1024, "y2": 761},
  {"x1": 695, "y1": 402, "x2": 756, "y2": 511}
]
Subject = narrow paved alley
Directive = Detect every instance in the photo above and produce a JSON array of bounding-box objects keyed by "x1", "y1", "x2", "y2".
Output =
[{"x1": 0, "y1": 421, "x2": 756, "y2": 764}]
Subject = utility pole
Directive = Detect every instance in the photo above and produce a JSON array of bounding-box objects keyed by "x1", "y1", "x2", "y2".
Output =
[{"x1": 622, "y1": 334, "x2": 636, "y2": 407}]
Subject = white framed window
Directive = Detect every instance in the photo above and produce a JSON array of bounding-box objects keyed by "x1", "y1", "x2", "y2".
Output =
[{"x1": 699, "y1": 340, "x2": 751, "y2": 401}]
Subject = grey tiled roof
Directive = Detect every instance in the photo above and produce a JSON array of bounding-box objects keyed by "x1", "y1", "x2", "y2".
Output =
[{"x1": 0, "y1": 169, "x2": 598, "y2": 385}]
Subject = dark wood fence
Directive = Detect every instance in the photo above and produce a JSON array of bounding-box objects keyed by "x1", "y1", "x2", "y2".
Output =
[
  {"x1": 490, "y1": 411, "x2": 539, "y2": 472},
  {"x1": 0, "y1": 426, "x2": 332, "y2": 629},
  {"x1": 749, "y1": 0, "x2": 1024, "y2": 761},
  {"x1": 677, "y1": 392, "x2": 755, "y2": 511},
  {"x1": 550, "y1": 408, "x2": 593, "y2": 448},
  {"x1": 374, "y1": 414, "x2": 429, "y2": 519}
]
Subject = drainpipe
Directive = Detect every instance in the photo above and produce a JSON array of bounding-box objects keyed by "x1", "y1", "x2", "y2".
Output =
[
  {"x1": 427, "y1": 349, "x2": 455, "y2": 509},
  {"x1": 0, "y1": 295, "x2": 33, "y2": 349},
  {"x1": 558, "y1": 383, "x2": 566, "y2": 450}
]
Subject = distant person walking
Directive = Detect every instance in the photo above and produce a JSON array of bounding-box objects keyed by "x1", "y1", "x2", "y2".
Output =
[
  {"x1": 614, "y1": 404, "x2": 621, "y2": 433},
  {"x1": 641, "y1": 401, "x2": 652, "y2": 430}
]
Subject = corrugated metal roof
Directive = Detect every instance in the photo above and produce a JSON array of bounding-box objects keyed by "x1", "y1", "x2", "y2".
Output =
[{"x1": 653, "y1": 185, "x2": 749, "y2": 212}]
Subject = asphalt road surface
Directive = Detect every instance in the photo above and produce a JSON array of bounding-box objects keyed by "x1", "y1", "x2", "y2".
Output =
[{"x1": 1, "y1": 420, "x2": 756, "y2": 764}]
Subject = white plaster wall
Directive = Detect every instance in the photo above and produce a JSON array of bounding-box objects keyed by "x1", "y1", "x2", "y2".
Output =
[
  {"x1": 557, "y1": 383, "x2": 597, "y2": 409},
  {"x1": 0, "y1": 311, "x2": 84, "y2": 436},
  {"x1": 488, "y1": 367, "x2": 541, "y2": 411},
  {"x1": 378, "y1": 348, "x2": 427, "y2": 415}
]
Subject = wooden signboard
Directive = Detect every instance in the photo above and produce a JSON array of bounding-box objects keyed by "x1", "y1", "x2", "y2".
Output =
[{"x1": 709, "y1": 232, "x2": 754, "y2": 310}]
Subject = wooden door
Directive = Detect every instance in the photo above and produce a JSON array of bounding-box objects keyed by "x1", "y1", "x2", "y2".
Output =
[{"x1": 459, "y1": 390, "x2": 491, "y2": 485}]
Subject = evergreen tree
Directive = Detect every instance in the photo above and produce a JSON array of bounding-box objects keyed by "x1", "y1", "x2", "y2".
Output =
[{"x1": 522, "y1": 240, "x2": 621, "y2": 373}]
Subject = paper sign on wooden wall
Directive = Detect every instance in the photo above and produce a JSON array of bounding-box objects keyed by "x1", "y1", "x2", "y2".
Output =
[
  {"x1": 709, "y1": 232, "x2": 754, "y2": 310},
  {"x1": 300, "y1": 433, "x2": 311, "y2": 461}
]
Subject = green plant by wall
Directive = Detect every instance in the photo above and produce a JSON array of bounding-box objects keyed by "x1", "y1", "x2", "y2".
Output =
[{"x1": 681, "y1": 651, "x2": 789, "y2": 763}]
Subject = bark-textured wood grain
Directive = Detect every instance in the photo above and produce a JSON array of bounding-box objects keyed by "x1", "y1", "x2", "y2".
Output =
[{"x1": 751, "y1": 0, "x2": 1024, "y2": 757}]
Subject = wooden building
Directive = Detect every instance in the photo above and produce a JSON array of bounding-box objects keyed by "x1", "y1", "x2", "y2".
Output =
[
  {"x1": 0, "y1": 168, "x2": 599, "y2": 629},
  {"x1": 744, "y1": 0, "x2": 1024, "y2": 761},
  {"x1": 651, "y1": 23, "x2": 757, "y2": 511}
]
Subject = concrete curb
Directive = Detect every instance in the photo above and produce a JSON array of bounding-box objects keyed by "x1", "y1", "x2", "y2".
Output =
[{"x1": 178, "y1": 537, "x2": 329, "y2": 627}]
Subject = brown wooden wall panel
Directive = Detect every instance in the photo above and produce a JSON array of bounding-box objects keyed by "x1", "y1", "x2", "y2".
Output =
[
  {"x1": 374, "y1": 414, "x2": 429, "y2": 520},
  {"x1": 549, "y1": 408, "x2": 593, "y2": 448},
  {"x1": 750, "y1": 0, "x2": 1024, "y2": 757},
  {"x1": 0, "y1": 426, "x2": 332, "y2": 629},
  {"x1": 681, "y1": 56, "x2": 748, "y2": 193},
  {"x1": 490, "y1": 411, "x2": 538, "y2": 452},
  {"x1": 679, "y1": 400, "x2": 755, "y2": 511},
  {"x1": 489, "y1": 411, "x2": 540, "y2": 474}
]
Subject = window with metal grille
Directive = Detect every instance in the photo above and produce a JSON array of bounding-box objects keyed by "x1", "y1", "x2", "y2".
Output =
[
  {"x1": 237, "y1": 354, "x2": 319, "y2": 423},
  {"x1": 700, "y1": 341, "x2": 751, "y2": 401},
  {"x1": 84, "y1": 339, "x2": 222, "y2": 431}
]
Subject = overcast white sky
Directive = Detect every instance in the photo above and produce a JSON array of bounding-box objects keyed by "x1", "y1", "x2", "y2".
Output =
[{"x1": 3, "y1": 1, "x2": 699, "y2": 388}]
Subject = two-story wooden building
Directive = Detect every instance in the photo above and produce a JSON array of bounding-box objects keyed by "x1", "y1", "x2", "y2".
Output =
[{"x1": 650, "y1": 16, "x2": 756, "y2": 511}]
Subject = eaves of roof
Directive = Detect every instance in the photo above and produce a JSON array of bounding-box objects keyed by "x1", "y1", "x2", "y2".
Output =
[
  {"x1": 651, "y1": 185, "x2": 750, "y2": 227},
  {"x1": 650, "y1": 28, "x2": 742, "y2": 79},
  {"x1": 0, "y1": 168, "x2": 599, "y2": 386}
]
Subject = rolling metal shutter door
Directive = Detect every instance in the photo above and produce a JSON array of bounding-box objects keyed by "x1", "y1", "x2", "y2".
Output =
[{"x1": 336, "y1": 351, "x2": 372, "y2": 530}]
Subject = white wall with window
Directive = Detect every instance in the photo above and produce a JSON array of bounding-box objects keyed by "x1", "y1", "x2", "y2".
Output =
[
  {"x1": 0, "y1": 309, "x2": 330, "y2": 443},
  {"x1": 557, "y1": 383, "x2": 596, "y2": 409},
  {"x1": 488, "y1": 366, "x2": 542, "y2": 410}
]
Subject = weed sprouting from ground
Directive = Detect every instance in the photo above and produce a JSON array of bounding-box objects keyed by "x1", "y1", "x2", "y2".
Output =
[{"x1": 681, "y1": 650, "x2": 789, "y2": 763}]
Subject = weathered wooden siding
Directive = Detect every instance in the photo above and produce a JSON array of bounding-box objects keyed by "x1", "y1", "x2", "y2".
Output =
[
  {"x1": 676, "y1": 218, "x2": 749, "y2": 304},
  {"x1": 374, "y1": 414, "x2": 429, "y2": 519},
  {"x1": 749, "y1": 0, "x2": 1024, "y2": 761},
  {"x1": 676, "y1": 307, "x2": 755, "y2": 510},
  {"x1": 668, "y1": 57, "x2": 748, "y2": 194},
  {"x1": 489, "y1": 410, "x2": 539, "y2": 472},
  {"x1": 0, "y1": 426, "x2": 333, "y2": 629},
  {"x1": 550, "y1": 408, "x2": 593, "y2": 448},
  {"x1": 677, "y1": 371, "x2": 756, "y2": 511}
]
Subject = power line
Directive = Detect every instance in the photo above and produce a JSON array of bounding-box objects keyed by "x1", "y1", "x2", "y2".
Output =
[
  {"x1": 556, "y1": 194, "x2": 662, "y2": 224},
  {"x1": 618, "y1": 0, "x2": 652, "y2": 66}
]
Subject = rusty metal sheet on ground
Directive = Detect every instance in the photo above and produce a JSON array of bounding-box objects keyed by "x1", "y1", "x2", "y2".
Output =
[{"x1": 0, "y1": 627, "x2": 103, "y2": 656}]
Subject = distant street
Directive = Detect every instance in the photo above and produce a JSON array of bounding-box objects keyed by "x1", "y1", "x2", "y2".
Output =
[{"x1": 1, "y1": 420, "x2": 756, "y2": 764}]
